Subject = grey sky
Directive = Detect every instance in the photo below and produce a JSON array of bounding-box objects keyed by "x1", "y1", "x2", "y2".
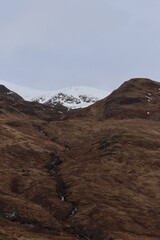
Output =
[{"x1": 0, "y1": 0, "x2": 160, "y2": 91}]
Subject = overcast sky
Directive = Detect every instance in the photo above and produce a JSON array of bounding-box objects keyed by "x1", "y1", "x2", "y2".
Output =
[{"x1": 0, "y1": 0, "x2": 160, "y2": 91}]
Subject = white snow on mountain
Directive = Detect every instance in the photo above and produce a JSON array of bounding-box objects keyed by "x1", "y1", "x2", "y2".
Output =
[
  {"x1": 32, "y1": 86, "x2": 109, "y2": 109},
  {"x1": 0, "y1": 80, "x2": 109, "y2": 109},
  {"x1": 0, "y1": 80, "x2": 46, "y2": 100}
]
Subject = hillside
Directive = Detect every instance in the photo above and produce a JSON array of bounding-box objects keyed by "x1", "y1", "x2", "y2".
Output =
[
  {"x1": 0, "y1": 78, "x2": 160, "y2": 240},
  {"x1": 90, "y1": 78, "x2": 160, "y2": 120}
]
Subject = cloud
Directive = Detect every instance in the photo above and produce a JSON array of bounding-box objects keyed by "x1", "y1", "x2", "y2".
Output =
[
  {"x1": 0, "y1": 1, "x2": 48, "y2": 57},
  {"x1": 0, "y1": 0, "x2": 128, "y2": 58},
  {"x1": 0, "y1": 0, "x2": 160, "y2": 90}
]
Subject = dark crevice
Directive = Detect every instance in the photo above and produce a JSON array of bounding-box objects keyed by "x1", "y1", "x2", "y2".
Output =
[
  {"x1": 65, "y1": 225, "x2": 105, "y2": 240},
  {"x1": 46, "y1": 152, "x2": 81, "y2": 238},
  {"x1": 47, "y1": 153, "x2": 62, "y2": 177},
  {"x1": 56, "y1": 176, "x2": 67, "y2": 202},
  {"x1": 32, "y1": 124, "x2": 48, "y2": 136},
  {"x1": 64, "y1": 144, "x2": 70, "y2": 151},
  {"x1": 46, "y1": 153, "x2": 67, "y2": 202},
  {"x1": 0, "y1": 208, "x2": 57, "y2": 233},
  {"x1": 66, "y1": 203, "x2": 78, "y2": 219}
]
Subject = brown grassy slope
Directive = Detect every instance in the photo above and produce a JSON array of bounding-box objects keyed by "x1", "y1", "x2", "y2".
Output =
[
  {"x1": 89, "y1": 78, "x2": 160, "y2": 120},
  {"x1": 0, "y1": 78, "x2": 160, "y2": 240}
]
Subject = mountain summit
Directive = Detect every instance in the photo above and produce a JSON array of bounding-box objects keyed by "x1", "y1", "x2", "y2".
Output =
[
  {"x1": 89, "y1": 78, "x2": 160, "y2": 120},
  {"x1": 0, "y1": 80, "x2": 109, "y2": 109},
  {"x1": 32, "y1": 86, "x2": 109, "y2": 109}
]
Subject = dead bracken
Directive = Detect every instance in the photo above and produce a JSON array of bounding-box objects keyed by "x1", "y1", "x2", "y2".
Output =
[{"x1": 0, "y1": 78, "x2": 160, "y2": 240}]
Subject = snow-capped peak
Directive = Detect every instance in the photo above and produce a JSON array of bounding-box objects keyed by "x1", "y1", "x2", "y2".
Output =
[
  {"x1": 0, "y1": 80, "x2": 109, "y2": 109},
  {"x1": 32, "y1": 86, "x2": 109, "y2": 109}
]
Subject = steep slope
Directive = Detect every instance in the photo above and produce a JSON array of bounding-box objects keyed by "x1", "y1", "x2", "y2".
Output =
[
  {"x1": 0, "y1": 80, "x2": 46, "y2": 100},
  {"x1": 0, "y1": 78, "x2": 160, "y2": 240},
  {"x1": 0, "y1": 80, "x2": 109, "y2": 109},
  {"x1": 89, "y1": 78, "x2": 160, "y2": 120},
  {"x1": 0, "y1": 85, "x2": 23, "y2": 101}
]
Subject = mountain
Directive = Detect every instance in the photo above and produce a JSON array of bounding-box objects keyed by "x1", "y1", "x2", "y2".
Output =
[
  {"x1": 0, "y1": 84, "x2": 23, "y2": 101},
  {"x1": 89, "y1": 77, "x2": 160, "y2": 120},
  {"x1": 0, "y1": 80, "x2": 44, "y2": 100},
  {"x1": 32, "y1": 86, "x2": 109, "y2": 109},
  {"x1": 0, "y1": 78, "x2": 160, "y2": 240},
  {"x1": 0, "y1": 80, "x2": 109, "y2": 109}
]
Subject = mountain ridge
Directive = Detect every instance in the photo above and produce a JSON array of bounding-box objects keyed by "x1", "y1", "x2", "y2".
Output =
[{"x1": 0, "y1": 80, "x2": 109, "y2": 109}]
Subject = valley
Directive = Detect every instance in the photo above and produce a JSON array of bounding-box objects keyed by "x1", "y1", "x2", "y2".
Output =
[{"x1": 0, "y1": 78, "x2": 160, "y2": 240}]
